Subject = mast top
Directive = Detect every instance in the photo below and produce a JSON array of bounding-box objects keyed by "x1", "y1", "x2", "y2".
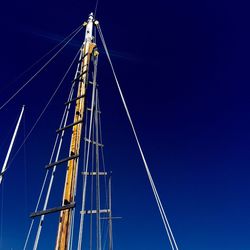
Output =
[
  {"x1": 88, "y1": 12, "x2": 94, "y2": 19},
  {"x1": 84, "y1": 12, "x2": 94, "y2": 43}
]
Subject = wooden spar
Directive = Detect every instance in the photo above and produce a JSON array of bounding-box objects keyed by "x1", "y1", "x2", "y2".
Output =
[
  {"x1": 55, "y1": 13, "x2": 96, "y2": 250},
  {"x1": 0, "y1": 105, "x2": 25, "y2": 185}
]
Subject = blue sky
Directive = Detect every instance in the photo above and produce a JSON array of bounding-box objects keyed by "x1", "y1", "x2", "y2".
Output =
[{"x1": 1, "y1": 0, "x2": 250, "y2": 249}]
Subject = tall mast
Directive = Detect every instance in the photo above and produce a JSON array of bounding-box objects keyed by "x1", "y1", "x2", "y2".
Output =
[
  {"x1": 26, "y1": 13, "x2": 116, "y2": 249},
  {"x1": 0, "y1": 105, "x2": 25, "y2": 185},
  {"x1": 55, "y1": 13, "x2": 96, "y2": 250}
]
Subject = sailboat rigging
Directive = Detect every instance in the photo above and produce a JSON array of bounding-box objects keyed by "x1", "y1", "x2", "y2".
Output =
[{"x1": 0, "y1": 12, "x2": 179, "y2": 250}]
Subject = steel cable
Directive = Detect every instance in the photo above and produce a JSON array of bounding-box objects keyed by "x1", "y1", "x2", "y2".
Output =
[
  {"x1": 97, "y1": 24, "x2": 179, "y2": 250},
  {"x1": 0, "y1": 25, "x2": 83, "y2": 98},
  {"x1": 21, "y1": 48, "x2": 81, "y2": 249},
  {"x1": 0, "y1": 25, "x2": 83, "y2": 111},
  {"x1": 32, "y1": 49, "x2": 81, "y2": 250}
]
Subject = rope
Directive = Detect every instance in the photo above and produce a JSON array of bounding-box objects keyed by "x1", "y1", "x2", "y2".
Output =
[
  {"x1": 0, "y1": 25, "x2": 82, "y2": 96},
  {"x1": 97, "y1": 24, "x2": 179, "y2": 250},
  {"x1": 0, "y1": 26, "x2": 83, "y2": 111}
]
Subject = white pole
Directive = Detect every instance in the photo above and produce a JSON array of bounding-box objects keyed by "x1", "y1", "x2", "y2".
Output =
[{"x1": 0, "y1": 105, "x2": 25, "y2": 184}]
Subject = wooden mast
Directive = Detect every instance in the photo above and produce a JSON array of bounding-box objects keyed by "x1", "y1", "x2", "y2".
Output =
[{"x1": 55, "y1": 13, "x2": 96, "y2": 250}]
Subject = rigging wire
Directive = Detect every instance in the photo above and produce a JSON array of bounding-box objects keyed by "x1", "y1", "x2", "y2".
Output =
[
  {"x1": 16, "y1": 14, "x2": 178, "y2": 249},
  {"x1": 0, "y1": 112, "x2": 20, "y2": 151},
  {"x1": 23, "y1": 111, "x2": 29, "y2": 219},
  {"x1": 32, "y1": 49, "x2": 81, "y2": 250},
  {"x1": 23, "y1": 49, "x2": 81, "y2": 250},
  {"x1": 58, "y1": 82, "x2": 78, "y2": 250},
  {"x1": 94, "y1": 89, "x2": 102, "y2": 250},
  {"x1": 0, "y1": 181, "x2": 4, "y2": 249},
  {"x1": 97, "y1": 24, "x2": 179, "y2": 250},
  {"x1": 90, "y1": 111, "x2": 95, "y2": 250},
  {"x1": 23, "y1": 85, "x2": 72, "y2": 250},
  {"x1": 6, "y1": 48, "x2": 82, "y2": 170},
  {"x1": 77, "y1": 51, "x2": 98, "y2": 250},
  {"x1": 97, "y1": 90, "x2": 109, "y2": 215},
  {"x1": 0, "y1": 25, "x2": 82, "y2": 96},
  {"x1": 96, "y1": 90, "x2": 110, "y2": 250},
  {"x1": 94, "y1": 0, "x2": 99, "y2": 19},
  {"x1": 0, "y1": 25, "x2": 83, "y2": 112}
]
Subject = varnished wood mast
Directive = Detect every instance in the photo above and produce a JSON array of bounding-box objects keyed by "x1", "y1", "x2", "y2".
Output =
[{"x1": 55, "y1": 13, "x2": 97, "y2": 250}]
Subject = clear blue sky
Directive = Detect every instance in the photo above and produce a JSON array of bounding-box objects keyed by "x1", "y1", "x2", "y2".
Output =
[{"x1": 0, "y1": 0, "x2": 250, "y2": 249}]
